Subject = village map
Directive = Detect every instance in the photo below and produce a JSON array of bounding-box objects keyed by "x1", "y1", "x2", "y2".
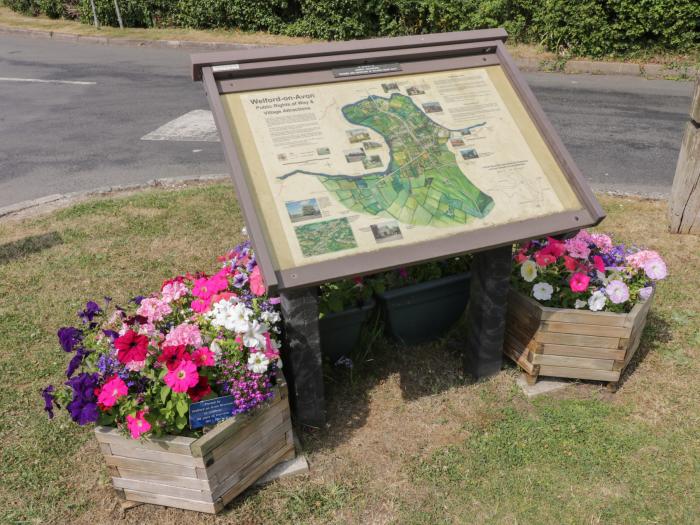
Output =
[{"x1": 222, "y1": 66, "x2": 581, "y2": 269}]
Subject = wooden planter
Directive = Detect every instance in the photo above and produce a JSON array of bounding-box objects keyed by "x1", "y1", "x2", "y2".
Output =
[
  {"x1": 504, "y1": 289, "x2": 654, "y2": 388},
  {"x1": 95, "y1": 378, "x2": 295, "y2": 513}
]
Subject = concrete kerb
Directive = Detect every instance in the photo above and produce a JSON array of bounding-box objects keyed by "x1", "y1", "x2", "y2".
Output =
[
  {"x1": 0, "y1": 174, "x2": 230, "y2": 221},
  {"x1": 1, "y1": 24, "x2": 697, "y2": 79}
]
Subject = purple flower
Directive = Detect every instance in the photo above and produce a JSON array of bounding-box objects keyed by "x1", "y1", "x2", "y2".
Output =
[
  {"x1": 41, "y1": 385, "x2": 56, "y2": 419},
  {"x1": 66, "y1": 347, "x2": 90, "y2": 378},
  {"x1": 57, "y1": 327, "x2": 83, "y2": 353},
  {"x1": 102, "y1": 329, "x2": 119, "y2": 342},
  {"x1": 130, "y1": 295, "x2": 145, "y2": 306},
  {"x1": 268, "y1": 297, "x2": 281, "y2": 305},
  {"x1": 233, "y1": 273, "x2": 248, "y2": 289},
  {"x1": 246, "y1": 258, "x2": 256, "y2": 273},
  {"x1": 65, "y1": 372, "x2": 100, "y2": 425},
  {"x1": 78, "y1": 301, "x2": 102, "y2": 324},
  {"x1": 639, "y1": 286, "x2": 654, "y2": 301}
]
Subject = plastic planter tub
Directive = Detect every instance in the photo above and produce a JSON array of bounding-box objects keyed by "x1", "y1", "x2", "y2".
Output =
[
  {"x1": 377, "y1": 273, "x2": 470, "y2": 345},
  {"x1": 319, "y1": 299, "x2": 376, "y2": 363}
]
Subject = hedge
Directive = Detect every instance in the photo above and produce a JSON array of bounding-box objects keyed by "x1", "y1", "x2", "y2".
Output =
[{"x1": 3, "y1": 0, "x2": 699, "y2": 57}]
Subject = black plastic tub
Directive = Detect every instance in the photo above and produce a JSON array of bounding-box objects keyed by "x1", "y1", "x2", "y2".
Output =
[
  {"x1": 376, "y1": 273, "x2": 470, "y2": 345},
  {"x1": 319, "y1": 299, "x2": 375, "y2": 363}
]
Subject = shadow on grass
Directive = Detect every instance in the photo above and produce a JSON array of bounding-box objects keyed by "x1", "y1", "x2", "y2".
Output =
[
  {"x1": 0, "y1": 231, "x2": 62, "y2": 265},
  {"x1": 303, "y1": 309, "x2": 471, "y2": 452},
  {"x1": 616, "y1": 311, "x2": 673, "y2": 389}
]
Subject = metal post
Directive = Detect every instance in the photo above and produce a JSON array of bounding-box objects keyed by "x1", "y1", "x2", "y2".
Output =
[
  {"x1": 113, "y1": 0, "x2": 124, "y2": 29},
  {"x1": 89, "y1": 0, "x2": 99, "y2": 28},
  {"x1": 279, "y1": 287, "x2": 326, "y2": 430},
  {"x1": 463, "y1": 245, "x2": 512, "y2": 378}
]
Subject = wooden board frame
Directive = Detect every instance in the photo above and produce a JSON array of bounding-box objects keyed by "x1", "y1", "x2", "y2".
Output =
[{"x1": 192, "y1": 29, "x2": 604, "y2": 292}]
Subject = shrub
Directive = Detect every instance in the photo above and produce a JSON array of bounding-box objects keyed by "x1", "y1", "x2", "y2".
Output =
[{"x1": 174, "y1": 0, "x2": 291, "y2": 33}]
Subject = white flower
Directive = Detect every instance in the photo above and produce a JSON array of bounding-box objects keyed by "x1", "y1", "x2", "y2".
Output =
[
  {"x1": 209, "y1": 300, "x2": 252, "y2": 333},
  {"x1": 532, "y1": 282, "x2": 553, "y2": 301},
  {"x1": 242, "y1": 320, "x2": 268, "y2": 348},
  {"x1": 639, "y1": 286, "x2": 653, "y2": 301},
  {"x1": 574, "y1": 299, "x2": 587, "y2": 309},
  {"x1": 588, "y1": 290, "x2": 607, "y2": 312},
  {"x1": 247, "y1": 352, "x2": 270, "y2": 374},
  {"x1": 520, "y1": 260, "x2": 538, "y2": 283},
  {"x1": 210, "y1": 340, "x2": 222, "y2": 364},
  {"x1": 260, "y1": 310, "x2": 281, "y2": 325}
]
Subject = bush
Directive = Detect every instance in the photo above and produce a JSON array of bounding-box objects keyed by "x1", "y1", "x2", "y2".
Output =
[
  {"x1": 174, "y1": 0, "x2": 291, "y2": 33},
  {"x1": 6, "y1": 0, "x2": 699, "y2": 57}
]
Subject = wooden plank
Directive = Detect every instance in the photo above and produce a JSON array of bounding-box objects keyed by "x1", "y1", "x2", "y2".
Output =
[
  {"x1": 218, "y1": 440, "x2": 295, "y2": 507},
  {"x1": 104, "y1": 455, "x2": 198, "y2": 478},
  {"x1": 211, "y1": 432, "x2": 290, "y2": 500},
  {"x1": 99, "y1": 443, "x2": 113, "y2": 456},
  {"x1": 115, "y1": 468, "x2": 210, "y2": 491},
  {"x1": 540, "y1": 308, "x2": 627, "y2": 326},
  {"x1": 503, "y1": 336, "x2": 535, "y2": 374},
  {"x1": 541, "y1": 343, "x2": 625, "y2": 360},
  {"x1": 536, "y1": 331, "x2": 620, "y2": 349},
  {"x1": 203, "y1": 395, "x2": 290, "y2": 466},
  {"x1": 669, "y1": 119, "x2": 700, "y2": 234},
  {"x1": 540, "y1": 320, "x2": 629, "y2": 338},
  {"x1": 538, "y1": 365, "x2": 620, "y2": 381},
  {"x1": 107, "y1": 441, "x2": 200, "y2": 468},
  {"x1": 532, "y1": 354, "x2": 615, "y2": 371},
  {"x1": 208, "y1": 416, "x2": 292, "y2": 481},
  {"x1": 191, "y1": 379, "x2": 287, "y2": 458},
  {"x1": 508, "y1": 290, "x2": 543, "y2": 320},
  {"x1": 122, "y1": 488, "x2": 217, "y2": 514},
  {"x1": 113, "y1": 477, "x2": 213, "y2": 503},
  {"x1": 95, "y1": 426, "x2": 194, "y2": 455}
]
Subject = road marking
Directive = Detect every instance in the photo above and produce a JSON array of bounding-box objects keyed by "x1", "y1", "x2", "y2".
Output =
[
  {"x1": 141, "y1": 109, "x2": 220, "y2": 142},
  {"x1": 0, "y1": 77, "x2": 96, "y2": 85}
]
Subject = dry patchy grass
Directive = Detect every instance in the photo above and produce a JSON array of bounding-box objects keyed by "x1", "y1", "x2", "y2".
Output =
[{"x1": 1, "y1": 187, "x2": 699, "y2": 524}]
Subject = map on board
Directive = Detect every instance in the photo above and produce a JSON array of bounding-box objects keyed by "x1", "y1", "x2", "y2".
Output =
[
  {"x1": 223, "y1": 66, "x2": 581, "y2": 269},
  {"x1": 279, "y1": 93, "x2": 494, "y2": 227}
]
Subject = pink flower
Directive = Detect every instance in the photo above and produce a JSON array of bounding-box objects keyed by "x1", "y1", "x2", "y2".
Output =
[
  {"x1": 126, "y1": 410, "x2": 151, "y2": 439},
  {"x1": 190, "y1": 298, "x2": 211, "y2": 314},
  {"x1": 592, "y1": 255, "x2": 605, "y2": 273},
  {"x1": 605, "y1": 280, "x2": 630, "y2": 304},
  {"x1": 136, "y1": 297, "x2": 172, "y2": 324},
  {"x1": 164, "y1": 323, "x2": 202, "y2": 347},
  {"x1": 544, "y1": 237, "x2": 566, "y2": 257},
  {"x1": 626, "y1": 250, "x2": 662, "y2": 269},
  {"x1": 565, "y1": 238, "x2": 590, "y2": 259},
  {"x1": 563, "y1": 256, "x2": 578, "y2": 271},
  {"x1": 643, "y1": 258, "x2": 667, "y2": 280},
  {"x1": 192, "y1": 347, "x2": 215, "y2": 367},
  {"x1": 569, "y1": 272, "x2": 591, "y2": 293},
  {"x1": 97, "y1": 376, "x2": 128, "y2": 408},
  {"x1": 161, "y1": 281, "x2": 188, "y2": 303},
  {"x1": 514, "y1": 250, "x2": 528, "y2": 264},
  {"x1": 639, "y1": 286, "x2": 654, "y2": 300},
  {"x1": 249, "y1": 266, "x2": 266, "y2": 296},
  {"x1": 192, "y1": 274, "x2": 228, "y2": 300},
  {"x1": 534, "y1": 250, "x2": 557, "y2": 267},
  {"x1": 164, "y1": 360, "x2": 199, "y2": 393},
  {"x1": 264, "y1": 333, "x2": 280, "y2": 360},
  {"x1": 590, "y1": 233, "x2": 613, "y2": 254}
]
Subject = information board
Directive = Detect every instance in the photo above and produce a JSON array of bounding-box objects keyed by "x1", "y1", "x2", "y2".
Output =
[{"x1": 193, "y1": 30, "x2": 604, "y2": 290}]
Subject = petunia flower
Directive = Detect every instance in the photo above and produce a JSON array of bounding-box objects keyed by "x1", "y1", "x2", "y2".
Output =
[
  {"x1": 115, "y1": 330, "x2": 149, "y2": 364},
  {"x1": 643, "y1": 258, "x2": 667, "y2": 280},
  {"x1": 569, "y1": 273, "x2": 591, "y2": 293},
  {"x1": 532, "y1": 282, "x2": 554, "y2": 301},
  {"x1": 65, "y1": 372, "x2": 100, "y2": 425},
  {"x1": 126, "y1": 410, "x2": 151, "y2": 440},
  {"x1": 164, "y1": 360, "x2": 199, "y2": 393},
  {"x1": 588, "y1": 290, "x2": 607, "y2": 312},
  {"x1": 57, "y1": 327, "x2": 83, "y2": 353},
  {"x1": 247, "y1": 352, "x2": 270, "y2": 374},
  {"x1": 249, "y1": 266, "x2": 266, "y2": 296},
  {"x1": 592, "y1": 255, "x2": 606, "y2": 273},
  {"x1": 534, "y1": 251, "x2": 557, "y2": 267},
  {"x1": 605, "y1": 280, "x2": 630, "y2": 304},
  {"x1": 158, "y1": 345, "x2": 191, "y2": 371},
  {"x1": 187, "y1": 376, "x2": 212, "y2": 403},
  {"x1": 97, "y1": 376, "x2": 128, "y2": 408},
  {"x1": 42, "y1": 385, "x2": 56, "y2": 419},
  {"x1": 639, "y1": 286, "x2": 654, "y2": 300},
  {"x1": 192, "y1": 347, "x2": 215, "y2": 368},
  {"x1": 520, "y1": 260, "x2": 538, "y2": 282}
]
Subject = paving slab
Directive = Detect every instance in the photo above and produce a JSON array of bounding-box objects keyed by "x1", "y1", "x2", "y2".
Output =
[{"x1": 515, "y1": 374, "x2": 573, "y2": 397}]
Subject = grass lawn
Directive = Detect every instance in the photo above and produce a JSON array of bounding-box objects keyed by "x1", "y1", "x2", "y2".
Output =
[{"x1": 1, "y1": 184, "x2": 698, "y2": 524}]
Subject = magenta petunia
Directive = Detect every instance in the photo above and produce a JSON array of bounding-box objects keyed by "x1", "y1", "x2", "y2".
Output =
[
  {"x1": 97, "y1": 376, "x2": 128, "y2": 408},
  {"x1": 114, "y1": 330, "x2": 148, "y2": 364},
  {"x1": 569, "y1": 272, "x2": 591, "y2": 293},
  {"x1": 126, "y1": 410, "x2": 151, "y2": 439},
  {"x1": 164, "y1": 360, "x2": 200, "y2": 393}
]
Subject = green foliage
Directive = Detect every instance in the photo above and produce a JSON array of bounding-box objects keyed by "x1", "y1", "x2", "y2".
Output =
[
  {"x1": 6, "y1": 0, "x2": 699, "y2": 56},
  {"x1": 173, "y1": 0, "x2": 291, "y2": 32}
]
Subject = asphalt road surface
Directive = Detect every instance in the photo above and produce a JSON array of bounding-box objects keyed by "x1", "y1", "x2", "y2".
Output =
[{"x1": 0, "y1": 34, "x2": 694, "y2": 208}]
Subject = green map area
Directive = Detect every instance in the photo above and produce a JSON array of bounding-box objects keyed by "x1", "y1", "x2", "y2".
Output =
[
  {"x1": 294, "y1": 217, "x2": 358, "y2": 257},
  {"x1": 280, "y1": 93, "x2": 494, "y2": 227}
]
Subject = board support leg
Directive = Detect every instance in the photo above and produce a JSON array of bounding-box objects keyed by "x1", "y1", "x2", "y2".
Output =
[
  {"x1": 525, "y1": 372, "x2": 539, "y2": 385},
  {"x1": 463, "y1": 245, "x2": 512, "y2": 379},
  {"x1": 279, "y1": 287, "x2": 326, "y2": 430}
]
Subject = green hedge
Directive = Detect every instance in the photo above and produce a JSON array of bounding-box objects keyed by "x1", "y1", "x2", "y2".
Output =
[{"x1": 5, "y1": 0, "x2": 699, "y2": 57}]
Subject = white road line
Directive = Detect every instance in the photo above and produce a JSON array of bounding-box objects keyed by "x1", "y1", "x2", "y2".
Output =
[
  {"x1": 141, "y1": 109, "x2": 220, "y2": 142},
  {"x1": 0, "y1": 77, "x2": 97, "y2": 85}
]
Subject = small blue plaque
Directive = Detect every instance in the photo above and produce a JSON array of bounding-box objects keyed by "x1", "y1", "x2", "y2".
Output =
[{"x1": 189, "y1": 395, "x2": 236, "y2": 429}]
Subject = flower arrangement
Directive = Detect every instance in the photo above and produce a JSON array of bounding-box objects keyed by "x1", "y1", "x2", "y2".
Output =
[
  {"x1": 41, "y1": 241, "x2": 283, "y2": 439},
  {"x1": 512, "y1": 230, "x2": 667, "y2": 313}
]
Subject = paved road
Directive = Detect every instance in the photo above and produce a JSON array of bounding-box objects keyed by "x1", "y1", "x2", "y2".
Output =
[{"x1": 0, "y1": 34, "x2": 694, "y2": 207}]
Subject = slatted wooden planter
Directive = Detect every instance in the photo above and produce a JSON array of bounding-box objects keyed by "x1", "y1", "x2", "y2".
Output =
[
  {"x1": 95, "y1": 378, "x2": 295, "y2": 513},
  {"x1": 504, "y1": 289, "x2": 654, "y2": 388}
]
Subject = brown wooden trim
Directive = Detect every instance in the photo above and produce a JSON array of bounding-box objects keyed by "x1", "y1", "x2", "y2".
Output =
[{"x1": 191, "y1": 28, "x2": 508, "y2": 80}]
